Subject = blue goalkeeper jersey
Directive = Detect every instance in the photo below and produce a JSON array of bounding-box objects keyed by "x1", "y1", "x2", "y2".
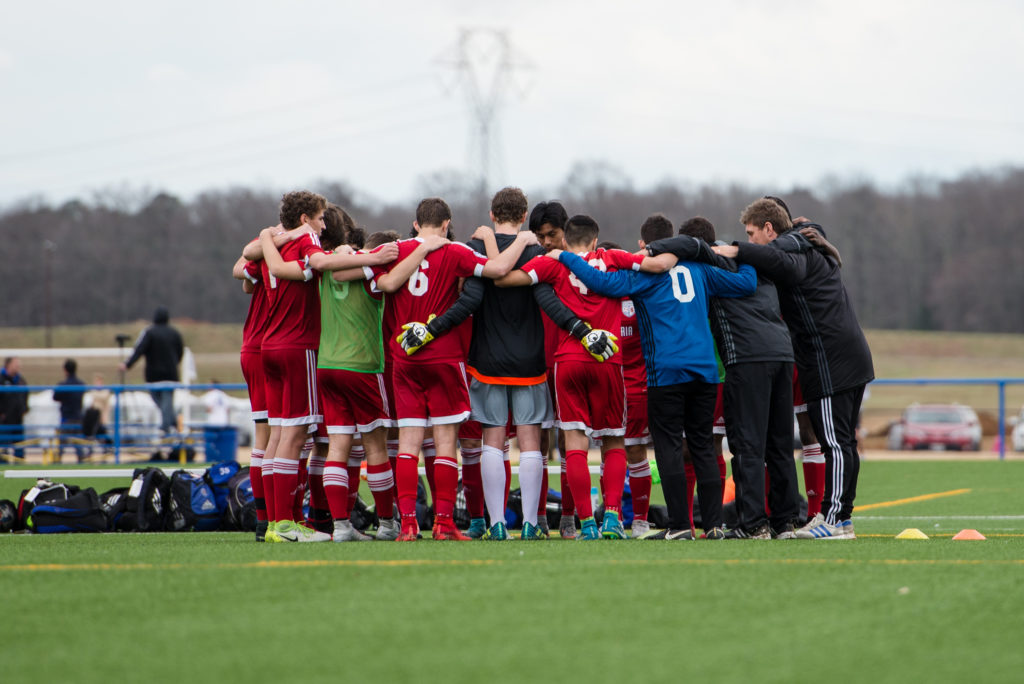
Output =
[{"x1": 558, "y1": 252, "x2": 756, "y2": 386}]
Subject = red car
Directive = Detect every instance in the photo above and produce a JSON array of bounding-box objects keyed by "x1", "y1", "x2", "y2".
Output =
[{"x1": 893, "y1": 404, "x2": 982, "y2": 451}]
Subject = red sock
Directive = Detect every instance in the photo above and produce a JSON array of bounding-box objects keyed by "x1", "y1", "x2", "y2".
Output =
[
  {"x1": 803, "y1": 456, "x2": 826, "y2": 518},
  {"x1": 599, "y1": 462, "x2": 606, "y2": 503},
  {"x1": 560, "y1": 455, "x2": 575, "y2": 516},
  {"x1": 565, "y1": 450, "x2": 593, "y2": 519},
  {"x1": 389, "y1": 455, "x2": 398, "y2": 498},
  {"x1": 717, "y1": 452, "x2": 727, "y2": 490},
  {"x1": 367, "y1": 462, "x2": 395, "y2": 520},
  {"x1": 433, "y1": 455, "x2": 459, "y2": 522},
  {"x1": 764, "y1": 467, "x2": 772, "y2": 517},
  {"x1": 346, "y1": 457, "x2": 362, "y2": 515},
  {"x1": 250, "y1": 450, "x2": 267, "y2": 522},
  {"x1": 395, "y1": 453, "x2": 419, "y2": 522},
  {"x1": 461, "y1": 449, "x2": 484, "y2": 519},
  {"x1": 602, "y1": 448, "x2": 627, "y2": 513},
  {"x1": 628, "y1": 460, "x2": 652, "y2": 521},
  {"x1": 684, "y1": 461, "x2": 696, "y2": 528},
  {"x1": 323, "y1": 464, "x2": 349, "y2": 520},
  {"x1": 261, "y1": 456, "x2": 276, "y2": 521},
  {"x1": 307, "y1": 452, "x2": 328, "y2": 512},
  {"x1": 273, "y1": 458, "x2": 299, "y2": 523},
  {"x1": 293, "y1": 457, "x2": 309, "y2": 522}
]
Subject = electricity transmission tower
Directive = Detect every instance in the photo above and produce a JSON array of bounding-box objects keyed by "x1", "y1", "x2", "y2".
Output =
[{"x1": 437, "y1": 28, "x2": 533, "y2": 199}]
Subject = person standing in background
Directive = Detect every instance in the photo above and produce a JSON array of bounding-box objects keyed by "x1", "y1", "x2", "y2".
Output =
[
  {"x1": 53, "y1": 358, "x2": 88, "y2": 462},
  {"x1": 0, "y1": 357, "x2": 29, "y2": 461},
  {"x1": 119, "y1": 306, "x2": 184, "y2": 435}
]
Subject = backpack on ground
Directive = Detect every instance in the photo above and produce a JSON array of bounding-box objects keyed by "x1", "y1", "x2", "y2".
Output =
[
  {"x1": 0, "y1": 499, "x2": 18, "y2": 532},
  {"x1": 121, "y1": 467, "x2": 171, "y2": 532},
  {"x1": 166, "y1": 470, "x2": 220, "y2": 531},
  {"x1": 27, "y1": 487, "x2": 106, "y2": 534},
  {"x1": 223, "y1": 466, "x2": 256, "y2": 532},
  {"x1": 99, "y1": 487, "x2": 131, "y2": 531},
  {"x1": 205, "y1": 461, "x2": 241, "y2": 517},
  {"x1": 17, "y1": 480, "x2": 80, "y2": 530}
]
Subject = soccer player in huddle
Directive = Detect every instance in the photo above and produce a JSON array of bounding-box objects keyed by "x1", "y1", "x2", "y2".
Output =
[
  {"x1": 497, "y1": 215, "x2": 667, "y2": 539},
  {"x1": 363, "y1": 197, "x2": 538, "y2": 541}
]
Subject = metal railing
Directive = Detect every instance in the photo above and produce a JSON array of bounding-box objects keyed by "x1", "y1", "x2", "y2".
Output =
[{"x1": 0, "y1": 382, "x2": 247, "y2": 464}]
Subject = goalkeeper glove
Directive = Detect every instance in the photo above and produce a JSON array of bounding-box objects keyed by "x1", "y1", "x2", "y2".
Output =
[
  {"x1": 397, "y1": 314, "x2": 437, "y2": 355},
  {"x1": 569, "y1": 321, "x2": 619, "y2": 362}
]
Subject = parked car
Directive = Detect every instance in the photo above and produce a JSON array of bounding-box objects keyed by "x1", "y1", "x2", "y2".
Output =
[
  {"x1": 1011, "y1": 406, "x2": 1024, "y2": 452},
  {"x1": 888, "y1": 403, "x2": 982, "y2": 451}
]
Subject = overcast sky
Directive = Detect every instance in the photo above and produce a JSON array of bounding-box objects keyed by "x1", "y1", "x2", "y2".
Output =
[{"x1": 2, "y1": 0, "x2": 1022, "y2": 209}]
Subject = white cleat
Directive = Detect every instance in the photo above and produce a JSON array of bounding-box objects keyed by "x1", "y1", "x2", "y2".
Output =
[
  {"x1": 375, "y1": 518, "x2": 401, "y2": 541},
  {"x1": 332, "y1": 519, "x2": 373, "y2": 542}
]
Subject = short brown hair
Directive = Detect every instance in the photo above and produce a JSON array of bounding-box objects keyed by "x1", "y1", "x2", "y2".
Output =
[
  {"x1": 322, "y1": 203, "x2": 355, "y2": 250},
  {"x1": 490, "y1": 187, "x2": 528, "y2": 225},
  {"x1": 740, "y1": 198, "x2": 792, "y2": 232},
  {"x1": 640, "y1": 214, "x2": 673, "y2": 244},
  {"x1": 346, "y1": 226, "x2": 366, "y2": 250},
  {"x1": 280, "y1": 190, "x2": 327, "y2": 230},
  {"x1": 415, "y1": 197, "x2": 452, "y2": 228},
  {"x1": 679, "y1": 216, "x2": 716, "y2": 244},
  {"x1": 365, "y1": 230, "x2": 400, "y2": 250}
]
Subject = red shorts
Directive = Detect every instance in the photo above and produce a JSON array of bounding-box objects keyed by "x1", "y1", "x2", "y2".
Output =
[
  {"x1": 392, "y1": 360, "x2": 471, "y2": 428},
  {"x1": 459, "y1": 420, "x2": 482, "y2": 441},
  {"x1": 240, "y1": 350, "x2": 266, "y2": 420},
  {"x1": 554, "y1": 360, "x2": 625, "y2": 438},
  {"x1": 317, "y1": 368, "x2": 391, "y2": 434},
  {"x1": 713, "y1": 383, "x2": 726, "y2": 435},
  {"x1": 262, "y1": 347, "x2": 321, "y2": 426},
  {"x1": 625, "y1": 390, "x2": 650, "y2": 445},
  {"x1": 793, "y1": 366, "x2": 807, "y2": 413}
]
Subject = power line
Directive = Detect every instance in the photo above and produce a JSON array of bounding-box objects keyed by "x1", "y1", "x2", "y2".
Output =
[{"x1": 436, "y1": 28, "x2": 533, "y2": 198}]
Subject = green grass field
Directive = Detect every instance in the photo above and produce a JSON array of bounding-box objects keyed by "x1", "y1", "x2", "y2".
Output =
[{"x1": 1, "y1": 460, "x2": 1021, "y2": 684}]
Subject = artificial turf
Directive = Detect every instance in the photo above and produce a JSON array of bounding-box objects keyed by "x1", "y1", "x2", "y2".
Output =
[{"x1": 1, "y1": 460, "x2": 1021, "y2": 684}]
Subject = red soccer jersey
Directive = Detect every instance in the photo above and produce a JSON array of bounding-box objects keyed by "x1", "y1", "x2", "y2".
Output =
[
  {"x1": 619, "y1": 298, "x2": 647, "y2": 391},
  {"x1": 522, "y1": 248, "x2": 643, "y2": 365},
  {"x1": 241, "y1": 258, "x2": 270, "y2": 353},
  {"x1": 261, "y1": 232, "x2": 327, "y2": 351},
  {"x1": 365, "y1": 238, "x2": 487, "y2": 363}
]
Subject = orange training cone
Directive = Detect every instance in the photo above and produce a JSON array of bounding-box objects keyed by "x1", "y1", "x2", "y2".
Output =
[{"x1": 952, "y1": 529, "x2": 986, "y2": 540}]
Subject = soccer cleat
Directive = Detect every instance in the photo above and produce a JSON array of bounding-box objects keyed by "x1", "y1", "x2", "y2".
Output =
[
  {"x1": 275, "y1": 520, "x2": 331, "y2": 543},
  {"x1": 332, "y1": 519, "x2": 373, "y2": 542},
  {"x1": 465, "y1": 517, "x2": 487, "y2": 539},
  {"x1": 772, "y1": 522, "x2": 798, "y2": 540},
  {"x1": 725, "y1": 523, "x2": 771, "y2": 540},
  {"x1": 255, "y1": 520, "x2": 268, "y2": 542},
  {"x1": 795, "y1": 517, "x2": 850, "y2": 539},
  {"x1": 433, "y1": 521, "x2": 471, "y2": 541},
  {"x1": 630, "y1": 519, "x2": 651, "y2": 538},
  {"x1": 704, "y1": 527, "x2": 726, "y2": 540},
  {"x1": 558, "y1": 514, "x2": 578, "y2": 539},
  {"x1": 520, "y1": 521, "x2": 547, "y2": 540},
  {"x1": 263, "y1": 521, "x2": 283, "y2": 543},
  {"x1": 482, "y1": 521, "x2": 510, "y2": 541},
  {"x1": 375, "y1": 518, "x2": 400, "y2": 541},
  {"x1": 578, "y1": 517, "x2": 601, "y2": 540},
  {"x1": 600, "y1": 511, "x2": 627, "y2": 539},
  {"x1": 664, "y1": 528, "x2": 696, "y2": 541},
  {"x1": 537, "y1": 515, "x2": 550, "y2": 537},
  {"x1": 396, "y1": 517, "x2": 420, "y2": 541}
]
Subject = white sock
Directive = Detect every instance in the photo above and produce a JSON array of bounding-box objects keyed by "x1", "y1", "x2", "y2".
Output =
[
  {"x1": 518, "y1": 450, "x2": 544, "y2": 527},
  {"x1": 480, "y1": 444, "x2": 506, "y2": 525}
]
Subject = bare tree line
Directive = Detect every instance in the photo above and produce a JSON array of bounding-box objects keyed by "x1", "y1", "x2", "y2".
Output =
[{"x1": 2, "y1": 163, "x2": 1022, "y2": 333}]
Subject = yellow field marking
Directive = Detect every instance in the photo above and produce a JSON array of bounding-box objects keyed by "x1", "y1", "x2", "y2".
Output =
[
  {"x1": 855, "y1": 488, "x2": 971, "y2": 511},
  {"x1": 2, "y1": 557, "x2": 1022, "y2": 572}
]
